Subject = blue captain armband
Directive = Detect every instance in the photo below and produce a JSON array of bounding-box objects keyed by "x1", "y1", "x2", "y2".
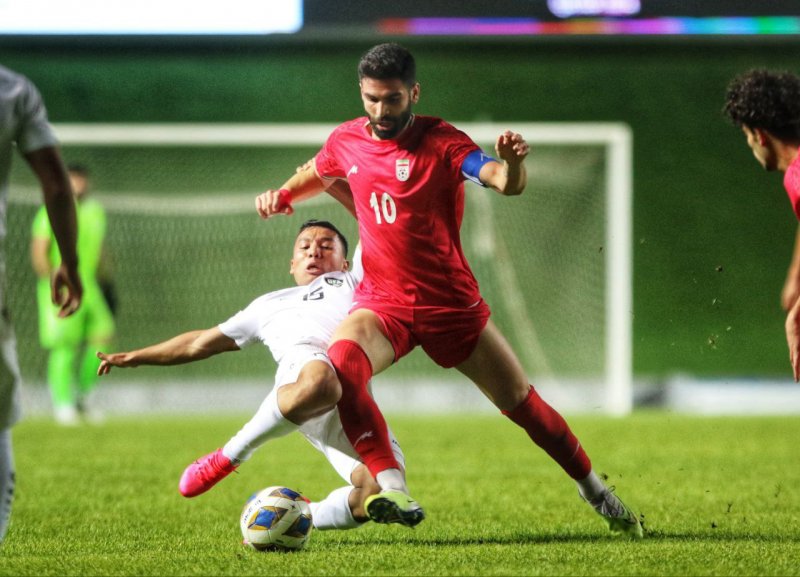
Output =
[{"x1": 460, "y1": 149, "x2": 498, "y2": 187}]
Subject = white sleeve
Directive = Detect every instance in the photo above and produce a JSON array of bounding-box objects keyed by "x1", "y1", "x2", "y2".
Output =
[
  {"x1": 16, "y1": 76, "x2": 58, "y2": 153},
  {"x1": 349, "y1": 243, "x2": 363, "y2": 284},
  {"x1": 218, "y1": 299, "x2": 263, "y2": 348}
]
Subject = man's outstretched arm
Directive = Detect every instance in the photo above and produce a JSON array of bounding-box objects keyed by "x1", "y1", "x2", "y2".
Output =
[{"x1": 96, "y1": 327, "x2": 239, "y2": 375}]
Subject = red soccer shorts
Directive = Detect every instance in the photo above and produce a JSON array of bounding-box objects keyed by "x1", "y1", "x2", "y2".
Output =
[{"x1": 351, "y1": 299, "x2": 491, "y2": 368}]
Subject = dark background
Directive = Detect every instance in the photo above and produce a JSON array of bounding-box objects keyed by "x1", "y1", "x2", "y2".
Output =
[{"x1": 2, "y1": 34, "x2": 799, "y2": 380}]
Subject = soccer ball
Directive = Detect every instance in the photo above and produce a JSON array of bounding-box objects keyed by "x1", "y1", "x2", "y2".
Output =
[{"x1": 240, "y1": 486, "x2": 313, "y2": 551}]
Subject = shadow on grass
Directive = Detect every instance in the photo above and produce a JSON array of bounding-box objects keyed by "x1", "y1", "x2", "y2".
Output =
[
  {"x1": 339, "y1": 533, "x2": 626, "y2": 547},
  {"x1": 335, "y1": 529, "x2": 800, "y2": 547},
  {"x1": 639, "y1": 529, "x2": 800, "y2": 543}
]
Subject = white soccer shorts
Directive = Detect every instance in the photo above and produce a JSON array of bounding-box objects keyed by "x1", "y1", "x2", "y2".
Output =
[{"x1": 275, "y1": 345, "x2": 405, "y2": 484}]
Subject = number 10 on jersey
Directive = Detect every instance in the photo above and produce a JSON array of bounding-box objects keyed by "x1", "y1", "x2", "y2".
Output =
[{"x1": 370, "y1": 191, "x2": 397, "y2": 224}]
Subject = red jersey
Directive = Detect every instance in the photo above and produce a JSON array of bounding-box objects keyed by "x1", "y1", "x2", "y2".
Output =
[
  {"x1": 315, "y1": 115, "x2": 483, "y2": 307},
  {"x1": 785, "y1": 153, "x2": 800, "y2": 220}
]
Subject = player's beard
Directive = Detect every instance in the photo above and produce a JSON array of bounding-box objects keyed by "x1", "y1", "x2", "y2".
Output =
[{"x1": 370, "y1": 105, "x2": 413, "y2": 140}]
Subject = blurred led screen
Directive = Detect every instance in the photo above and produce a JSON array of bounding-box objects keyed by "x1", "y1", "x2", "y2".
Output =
[
  {"x1": 306, "y1": 0, "x2": 800, "y2": 35},
  {"x1": 0, "y1": 0, "x2": 302, "y2": 34}
]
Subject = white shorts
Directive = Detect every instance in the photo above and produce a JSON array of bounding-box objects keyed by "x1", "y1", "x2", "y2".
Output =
[{"x1": 275, "y1": 345, "x2": 405, "y2": 484}]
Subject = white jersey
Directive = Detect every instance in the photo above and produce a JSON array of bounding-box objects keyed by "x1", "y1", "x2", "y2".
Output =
[
  {"x1": 0, "y1": 65, "x2": 58, "y2": 245},
  {"x1": 0, "y1": 66, "x2": 56, "y2": 429},
  {"x1": 218, "y1": 248, "x2": 363, "y2": 363},
  {"x1": 217, "y1": 247, "x2": 406, "y2": 483}
]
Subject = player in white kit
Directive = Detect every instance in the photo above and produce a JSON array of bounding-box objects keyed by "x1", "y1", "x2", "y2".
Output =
[{"x1": 97, "y1": 219, "x2": 405, "y2": 530}]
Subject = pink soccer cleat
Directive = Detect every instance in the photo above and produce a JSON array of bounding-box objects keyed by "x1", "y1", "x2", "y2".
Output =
[{"x1": 179, "y1": 448, "x2": 238, "y2": 498}]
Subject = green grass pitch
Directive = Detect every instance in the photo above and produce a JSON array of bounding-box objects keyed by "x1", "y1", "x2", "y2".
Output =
[{"x1": 2, "y1": 412, "x2": 798, "y2": 576}]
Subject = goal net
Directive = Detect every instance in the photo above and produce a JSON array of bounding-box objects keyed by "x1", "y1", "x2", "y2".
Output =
[{"x1": 5, "y1": 122, "x2": 632, "y2": 415}]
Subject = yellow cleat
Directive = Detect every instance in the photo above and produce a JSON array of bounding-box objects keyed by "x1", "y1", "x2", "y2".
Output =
[{"x1": 365, "y1": 490, "x2": 426, "y2": 527}]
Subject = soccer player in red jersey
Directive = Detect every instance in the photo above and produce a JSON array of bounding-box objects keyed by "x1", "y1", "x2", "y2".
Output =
[
  {"x1": 256, "y1": 43, "x2": 643, "y2": 537},
  {"x1": 724, "y1": 69, "x2": 800, "y2": 380}
]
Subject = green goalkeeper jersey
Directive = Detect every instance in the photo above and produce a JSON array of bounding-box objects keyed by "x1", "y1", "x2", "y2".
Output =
[
  {"x1": 32, "y1": 198, "x2": 107, "y2": 283},
  {"x1": 32, "y1": 198, "x2": 115, "y2": 350}
]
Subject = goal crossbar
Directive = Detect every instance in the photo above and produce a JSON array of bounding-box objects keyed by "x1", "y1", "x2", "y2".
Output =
[{"x1": 53, "y1": 122, "x2": 633, "y2": 415}]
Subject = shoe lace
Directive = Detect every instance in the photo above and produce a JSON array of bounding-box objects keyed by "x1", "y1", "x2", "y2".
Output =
[{"x1": 194, "y1": 452, "x2": 228, "y2": 482}]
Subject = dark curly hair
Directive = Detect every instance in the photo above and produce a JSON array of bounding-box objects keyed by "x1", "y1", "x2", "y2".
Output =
[
  {"x1": 723, "y1": 69, "x2": 800, "y2": 141},
  {"x1": 357, "y1": 43, "x2": 416, "y2": 87}
]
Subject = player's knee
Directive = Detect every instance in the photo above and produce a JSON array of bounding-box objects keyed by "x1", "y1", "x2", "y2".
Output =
[
  {"x1": 311, "y1": 375, "x2": 342, "y2": 408},
  {"x1": 296, "y1": 366, "x2": 342, "y2": 409}
]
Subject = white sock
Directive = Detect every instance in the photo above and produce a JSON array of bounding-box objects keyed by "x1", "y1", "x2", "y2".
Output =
[
  {"x1": 375, "y1": 468, "x2": 407, "y2": 493},
  {"x1": 222, "y1": 388, "x2": 299, "y2": 462},
  {"x1": 0, "y1": 429, "x2": 14, "y2": 543},
  {"x1": 309, "y1": 485, "x2": 364, "y2": 530},
  {"x1": 576, "y1": 470, "x2": 607, "y2": 501}
]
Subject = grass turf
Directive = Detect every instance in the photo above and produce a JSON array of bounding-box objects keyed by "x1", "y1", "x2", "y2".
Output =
[{"x1": 2, "y1": 412, "x2": 798, "y2": 576}]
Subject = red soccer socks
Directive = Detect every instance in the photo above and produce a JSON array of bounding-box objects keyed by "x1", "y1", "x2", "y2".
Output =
[
  {"x1": 502, "y1": 385, "x2": 592, "y2": 480},
  {"x1": 328, "y1": 339, "x2": 400, "y2": 477}
]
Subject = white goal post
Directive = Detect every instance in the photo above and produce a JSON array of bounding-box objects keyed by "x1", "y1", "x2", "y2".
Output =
[{"x1": 53, "y1": 122, "x2": 633, "y2": 415}]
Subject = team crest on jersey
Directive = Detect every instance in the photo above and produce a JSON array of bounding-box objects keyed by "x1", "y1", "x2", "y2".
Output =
[
  {"x1": 396, "y1": 159, "x2": 410, "y2": 182},
  {"x1": 325, "y1": 277, "x2": 343, "y2": 287}
]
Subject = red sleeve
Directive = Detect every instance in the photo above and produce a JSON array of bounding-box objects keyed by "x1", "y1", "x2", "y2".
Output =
[
  {"x1": 314, "y1": 125, "x2": 349, "y2": 179},
  {"x1": 433, "y1": 121, "x2": 482, "y2": 179},
  {"x1": 785, "y1": 159, "x2": 800, "y2": 221}
]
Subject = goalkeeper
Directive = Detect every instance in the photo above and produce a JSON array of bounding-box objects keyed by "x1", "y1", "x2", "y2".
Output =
[
  {"x1": 31, "y1": 163, "x2": 116, "y2": 425},
  {"x1": 97, "y1": 216, "x2": 406, "y2": 531}
]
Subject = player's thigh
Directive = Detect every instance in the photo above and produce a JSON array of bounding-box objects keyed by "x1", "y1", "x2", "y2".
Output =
[
  {"x1": 292, "y1": 359, "x2": 341, "y2": 406},
  {"x1": 49, "y1": 305, "x2": 86, "y2": 347},
  {"x1": 36, "y1": 281, "x2": 58, "y2": 348},
  {"x1": 296, "y1": 358, "x2": 337, "y2": 385},
  {"x1": 84, "y1": 290, "x2": 115, "y2": 344},
  {"x1": 0, "y1": 324, "x2": 22, "y2": 429},
  {"x1": 330, "y1": 309, "x2": 395, "y2": 374},
  {"x1": 455, "y1": 319, "x2": 530, "y2": 411}
]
